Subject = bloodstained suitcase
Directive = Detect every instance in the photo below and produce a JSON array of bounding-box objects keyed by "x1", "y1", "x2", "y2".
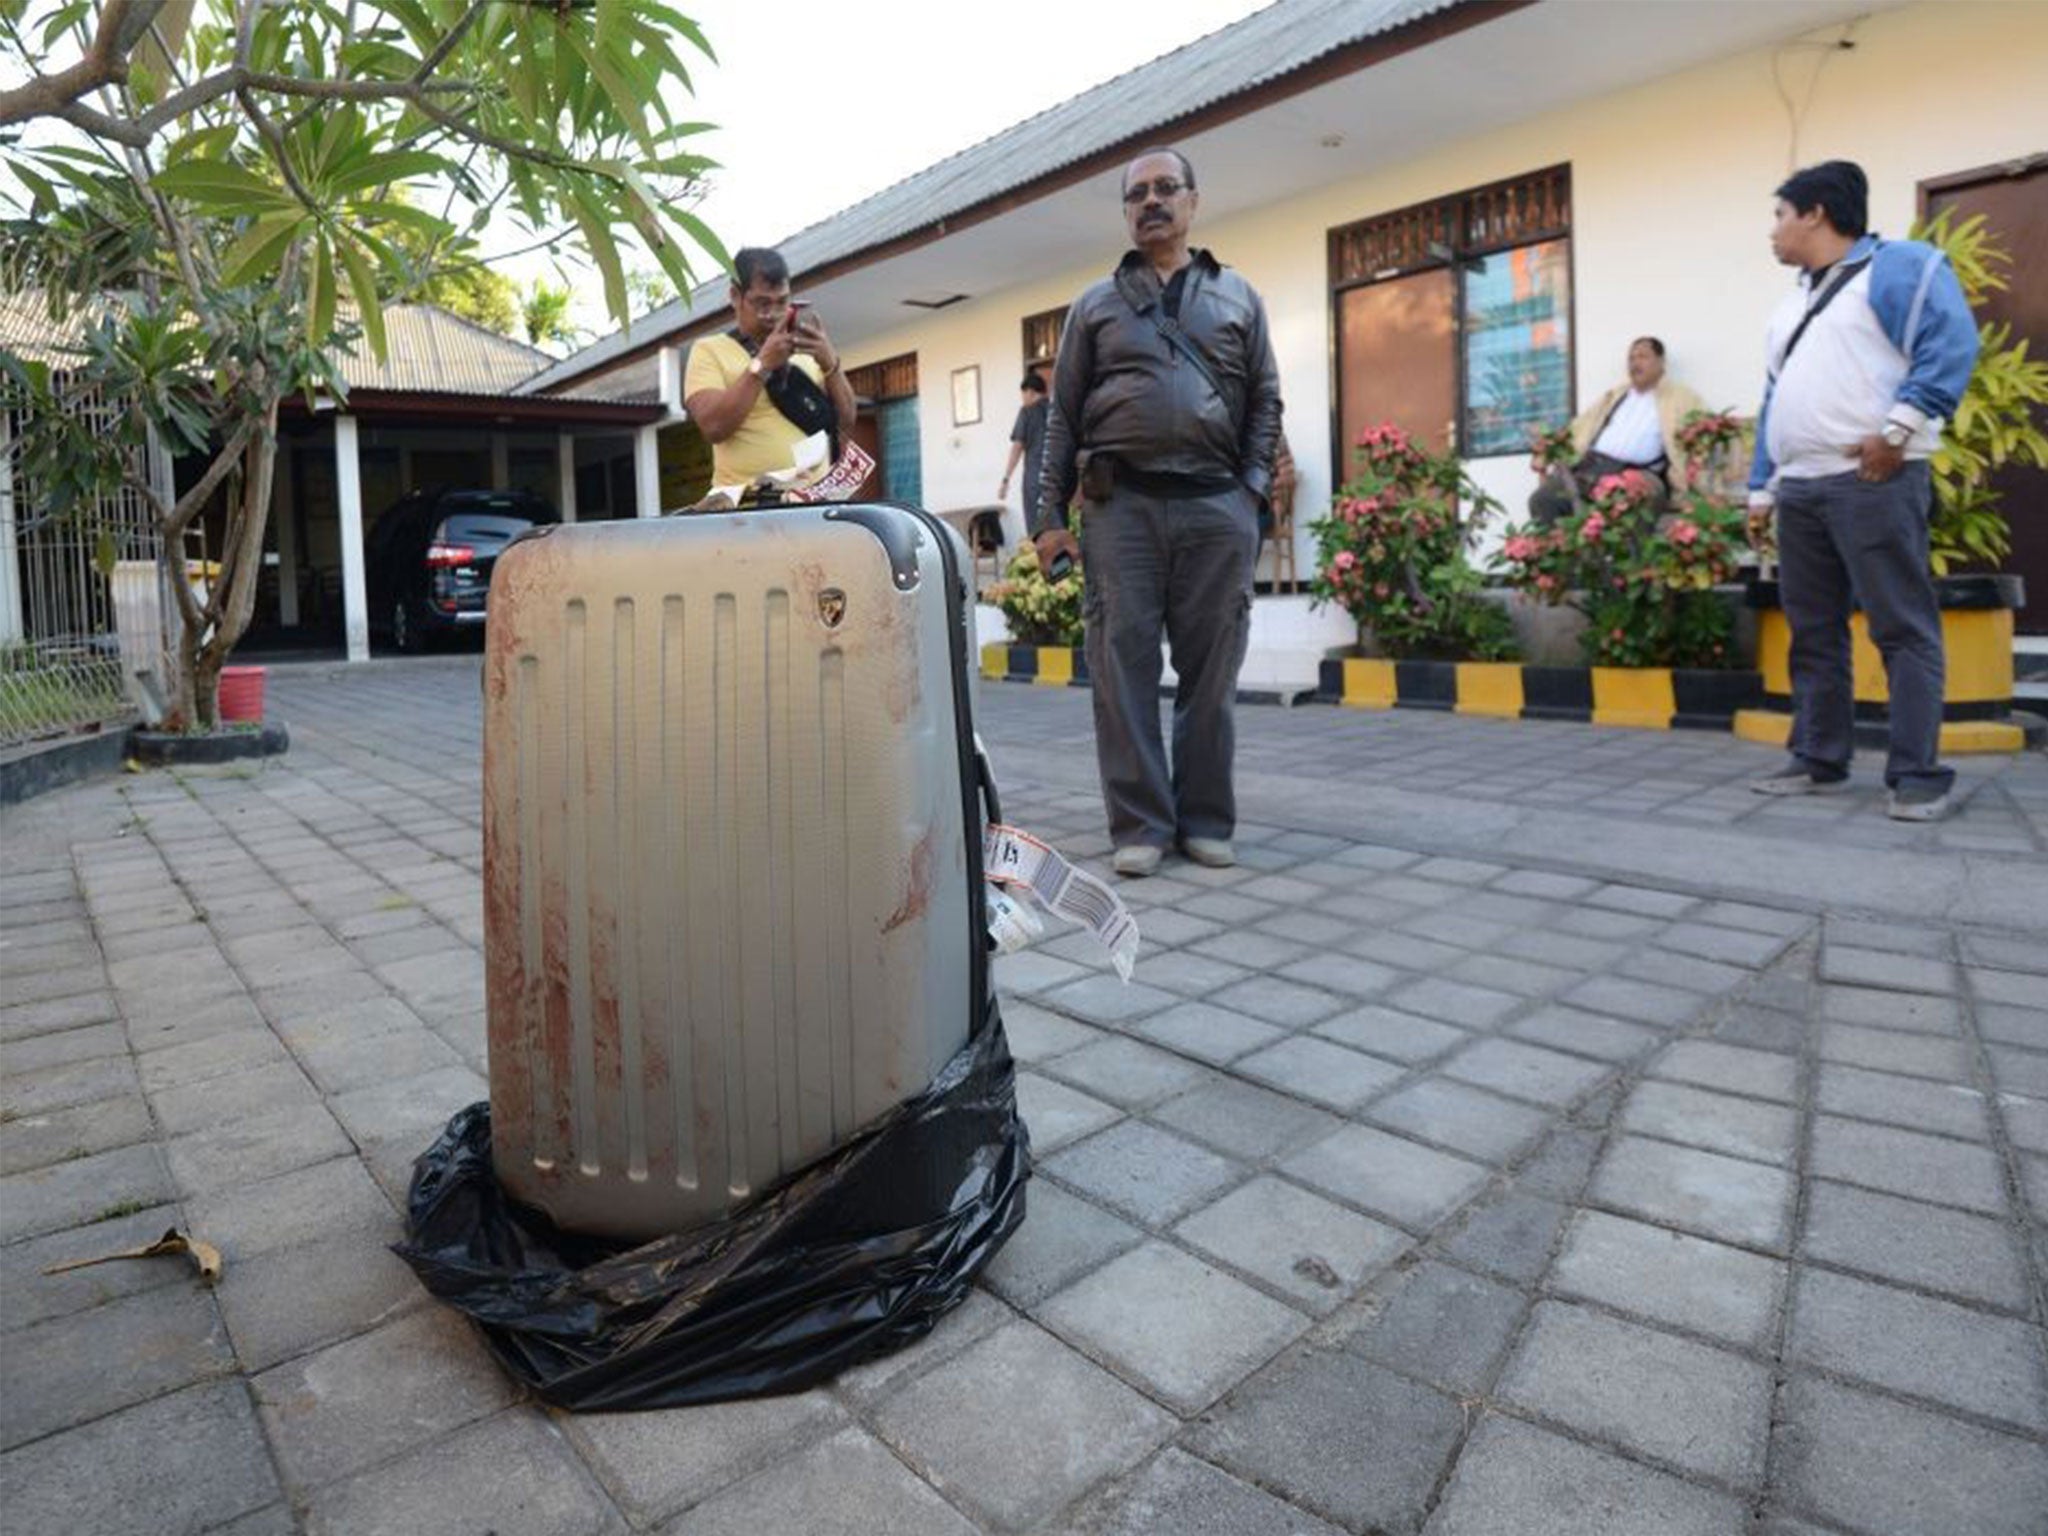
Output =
[{"x1": 481, "y1": 503, "x2": 987, "y2": 1239}]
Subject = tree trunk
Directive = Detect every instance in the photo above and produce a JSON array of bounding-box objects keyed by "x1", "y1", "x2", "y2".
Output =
[{"x1": 164, "y1": 398, "x2": 279, "y2": 731}]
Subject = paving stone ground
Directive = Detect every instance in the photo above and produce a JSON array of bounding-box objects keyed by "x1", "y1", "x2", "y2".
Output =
[{"x1": 3, "y1": 656, "x2": 2046, "y2": 1536}]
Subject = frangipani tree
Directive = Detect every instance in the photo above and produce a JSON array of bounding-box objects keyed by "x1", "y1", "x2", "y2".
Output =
[{"x1": 0, "y1": 0, "x2": 724, "y2": 726}]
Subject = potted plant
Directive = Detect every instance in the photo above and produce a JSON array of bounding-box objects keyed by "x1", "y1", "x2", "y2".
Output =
[
  {"x1": 1310, "y1": 424, "x2": 1517, "y2": 707},
  {"x1": 984, "y1": 537, "x2": 1086, "y2": 683}
]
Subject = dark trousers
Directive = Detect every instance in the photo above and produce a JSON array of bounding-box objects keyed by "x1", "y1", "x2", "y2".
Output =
[
  {"x1": 1776, "y1": 462, "x2": 1952, "y2": 793},
  {"x1": 1528, "y1": 452, "x2": 1669, "y2": 525},
  {"x1": 1080, "y1": 483, "x2": 1259, "y2": 848}
]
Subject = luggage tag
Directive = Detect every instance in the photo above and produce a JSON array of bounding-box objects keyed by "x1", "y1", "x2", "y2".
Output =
[{"x1": 983, "y1": 823, "x2": 1142, "y2": 981}]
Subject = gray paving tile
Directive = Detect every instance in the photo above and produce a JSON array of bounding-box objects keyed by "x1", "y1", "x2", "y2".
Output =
[
  {"x1": 1551, "y1": 1209, "x2": 1785, "y2": 1350},
  {"x1": 1819, "y1": 945, "x2": 1958, "y2": 996},
  {"x1": 0, "y1": 1380, "x2": 280, "y2": 1536},
  {"x1": 1591, "y1": 1135, "x2": 1794, "y2": 1250},
  {"x1": 1, "y1": 1055, "x2": 139, "y2": 1121},
  {"x1": 834, "y1": 1287, "x2": 1012, "y2": 1406},
  {"x1": 1619, "y1": 1079, "x2": 1798, "y2": 1165},
  {"x1": 1788, "y1": 1267, "x2": 2048, "y2": 1432},
  {"x1": 1313, "y1": 1005, "x2": 1469, "y2": 1064},
  {"x1": 1987, "y1": 1044, "x2": 2048, "y2": 1098},
  {"x1": 1808, "y1": 1115, "x2": 2008, "y2": 1214},
  {"x1": 1039, "y1": 1240, "x2": 1306, "y2": 1412},
  {"x1": 665, "y1": 1424, "x2": 975, "y2": 1536},
  {"x1": 1273, "y1": 950, "x2": 1402, "y2": 998},
  {"x1": 0, "y1": 1090, "x2": 152, "y2": 1177},
  {"x1": 1819, "y1": 1023, "x2": 1972, "y2": 1083},
  {"x1": 1817, "y1": 983, "x2": 1965, "y2": 1035},
  {"x1": 0, "y1": 1140, "x2": 172, "y2": 1244},
  {"x1": 982, "y1": 1181, "x2": 1142, "y2": 1308},
  {"x1": 1427, "y1": 1414, "x2": 1746, "y2": 1536},
  {"x1": 1499, "y1": 1299, "x2": 1771, "y2": 1485},
  {"x1": 1, "y1": 1284, "x2": 235, "y2": 1450},
  {"x1": 1444, "y1": 1037, "x2": 1611, "y2": 1108},
  {"x1": 1368, "y1": 1078, "x2": 1549, "y2": 1164},
  {"x1": 0, "y1": 1204, "x2": 188, "y2": 1330},
  {"x1": 1000, "y1": 1000, "x2": 1106, "y2": 1063},
  {"x1": 1438, "y1": 1189, "x2": 1567, "y2": 1284},
  {"x1": 1802, "y1": 1179, "x2": 2031, "y2": 1314},
  {"x1": 1176, "y1": 1175, "x2": 1409, "y2": 1311},
  {"x1": 213, "y1": 1221, "x2": 423, "y2": 1372},
  {"x1": 1045, "y1": 1035, "x2": 1213, "y2": 1108},
  {"x1": 1344, "y1": 1259, "x2": 1524, "y2": 1395},
  {"x1": 1650, "y1": 1039, "x2": 1800, "y2": 1103},
  {"x1": 1208, "y1": 975, "x2": 1347, "y2": 1028},
  {"x1": 1775, "y1": 1374, "x2": 2048, "y2": 1536},
  {"x1": 1236, "y1": 1036, "x2": 1405, "y2": 1111},
  {"x1": 1065, "y1": 1447, "x2": 1346, "y2": 1536},
  {"x1": 1281, "y1": 1124, "x2": 1490, "y2": 1231},
  {"x1": 1148, "y1": 1076, "x2": 1343, "y2": 1163},
  {"x1": 165, "y1": 1102, "x2": 355, "y2": 1200},
  {"x1": 1043, "y1": 1120, "x2": 1244, "y2": 1225},
  {"x1": 1016, "y1": 1072, "x2": 1123, "y2": 1154},
  {"x1": 304, "y1": 1408, "x2": 615, "y2": 1536},
  {"x1": 1508, "y1": 1004, "x2": 1659, "y2": 1063},
  {"x1": 1655, "y1": 921, "x2": 1793, "y2": 967},
  {"x1": 871, "y1": 1321, "x2": 1171, "y2": 1531},
  {"x1": 1563, "y1": 974, "x2": 1707, "y2": 1028},
  {"x1": 1131, "y1": 1001, "x2": 1281, "y2": 1064},
  {"x1": 1514, "y1": 1126, "x2": 1603, "y2": 1200},
  {"x1": 1382, "y1": 976, "x2": 1523, "y2": 1029},
  {"x1": 254, "y1": 1308, "x2": 522, "y2": 1493},
  {"x1": 1193, "y1": 1351, "x2": 1464, "y2": 1535},
  {"x1": 1816, "y1": 1062, "x2": 1991, "y2": 1141}
]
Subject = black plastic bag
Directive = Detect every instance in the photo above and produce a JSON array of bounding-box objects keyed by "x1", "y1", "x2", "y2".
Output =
[{"x1": 394, "y1": 1001, "x2": 1030, "y2": 1411}]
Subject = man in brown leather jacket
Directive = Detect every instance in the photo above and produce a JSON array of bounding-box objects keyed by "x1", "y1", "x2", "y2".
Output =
[{"x1": 1034, "y1": 147, "x2": 1283, "y2": 878}]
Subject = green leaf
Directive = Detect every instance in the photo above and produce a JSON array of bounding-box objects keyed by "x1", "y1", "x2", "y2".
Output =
[
  {"x1": 566, "y1": 185, "x2": 628, "y2": 327},
  {"x1": 220, "y1": 214, "x2": 306, "y2": 288},
  {"x1": 10, "y1": 159, "x2": 58, "y2": 213},
  {"x1": 152, "y1": 161, "x2": 292, "y2": 210},
  {"x1": 306, "y1": 233, "x2": 335, "y2": 348},
  {"x1": 326, "y1": 149, "x2": 454, "y2": 198},
  {"x1": 337, "y1": 239, "x2": 387, "y2": 362}
]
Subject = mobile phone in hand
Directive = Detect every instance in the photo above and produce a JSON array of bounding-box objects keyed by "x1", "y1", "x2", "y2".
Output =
[
  {"x1": 786, "y1": 300, "x2": 812, "y2": 331},
  {"x1": 1046, "y1": 549, "x2": 1075, "y2": 581}
]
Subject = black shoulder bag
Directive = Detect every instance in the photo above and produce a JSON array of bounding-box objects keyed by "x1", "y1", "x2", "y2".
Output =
[
  {"x1": 727, "y1": 328, "x2": 840, "y2": 461},
  {"x1": 1771, "y1": 255, "x2": 1874, "y2": 377}
]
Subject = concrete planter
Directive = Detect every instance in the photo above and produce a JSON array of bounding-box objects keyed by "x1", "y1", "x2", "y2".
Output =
[
  {"x1": 1736, "y1": 574, "x2": 2034, "y2": 753},
  {"x1": 981, "y1": 643, "x2": 1087, "y2": 687},
  {"x1": 1318, "y1": 654, "x2": 1762, "y2": 732},
  {"x1": 130, "y1": 720, "x2": 290, "y2": 766}
]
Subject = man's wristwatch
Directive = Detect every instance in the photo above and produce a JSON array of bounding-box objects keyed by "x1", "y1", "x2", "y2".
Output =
[
  {"x1": 1881, "y1": 421, "x2": 1911, "y2": 449},
  {"x1": 747, "y1": 357, "x2": 764, "y2": 379}
]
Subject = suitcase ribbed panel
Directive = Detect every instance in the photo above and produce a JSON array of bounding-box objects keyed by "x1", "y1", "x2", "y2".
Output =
[{"x1": 485, "y1": 511, "x2": 971, "y2": 1238}]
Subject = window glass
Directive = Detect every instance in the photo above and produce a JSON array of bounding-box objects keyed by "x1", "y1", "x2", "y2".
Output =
[{"x1": 1462, "y1": 238, "x2": 1572, "y2": 458}]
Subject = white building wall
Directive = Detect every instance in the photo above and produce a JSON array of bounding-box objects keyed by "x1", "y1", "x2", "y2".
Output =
[{"x1": 841, "y1": 0, "x2": 2045, "y2": 575}]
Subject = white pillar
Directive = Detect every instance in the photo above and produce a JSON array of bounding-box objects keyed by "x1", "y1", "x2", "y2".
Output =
[
  {"x1": 658, "y1": 346, "x2": 683, "y2": 416},
  {"x1": 273, "y1": 443, "x2": 300, "y2": 627},
  {"x1": 489, "y1": 431, "x2": 509, "y2": 490},
  {"x1": 634, "y1": 424, "x2": 661, "y2": 518},
  {"x1": 557, "y1": 432, "x2": 578, "y2": 523},
  {"x1": 336, "y1": 415, "x2": 369, "y2": 662},
  {"x1": 0, "y1": 411, "x2": 22, "y2": 643}
]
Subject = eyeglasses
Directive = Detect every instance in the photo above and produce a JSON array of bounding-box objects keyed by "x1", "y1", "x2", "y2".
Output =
[{"x1": 1122, "y1": 178, "x2": 1186, "y2": 205}]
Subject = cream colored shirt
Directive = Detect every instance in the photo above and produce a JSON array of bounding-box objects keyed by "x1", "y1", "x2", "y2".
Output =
[{"x1": 683, "y1": 334, "x2": 827, "y2": 485}]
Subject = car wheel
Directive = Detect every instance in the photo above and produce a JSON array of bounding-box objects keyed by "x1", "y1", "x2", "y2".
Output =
[{"x1": 392, "y1": 600, "x2": 417, "y2": 654}]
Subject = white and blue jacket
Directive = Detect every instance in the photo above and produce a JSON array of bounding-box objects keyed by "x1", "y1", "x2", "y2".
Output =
[{"x1": 1749, "y1": 234, "x2": 1980, "y2": 493}]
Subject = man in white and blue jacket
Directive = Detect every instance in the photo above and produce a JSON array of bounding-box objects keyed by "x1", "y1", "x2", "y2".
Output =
[{"x1": 1747, "y1": 160, "x2": 1980, "y2": 822}]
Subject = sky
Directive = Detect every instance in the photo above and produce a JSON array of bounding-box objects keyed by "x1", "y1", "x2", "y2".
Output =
[{"x1": 500, "y1": 0, "x2": 1273, "y2": 335}]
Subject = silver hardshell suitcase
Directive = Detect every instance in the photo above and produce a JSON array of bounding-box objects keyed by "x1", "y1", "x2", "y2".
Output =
[{"x1": 481, "y1": 504, "x2": 986, "y2": 1239}]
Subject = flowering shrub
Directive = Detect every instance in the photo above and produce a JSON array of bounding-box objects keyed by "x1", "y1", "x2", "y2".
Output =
[
  {"x1": 1309, "y1": 423, "x2": 1517, "y2": 661},
  {"x1": 1528, "y1": 422, "x2": 1578, "y2": 473},
  {"x1": 987, "y1": 538, "x2": 1083, "y2": 647},
  {"x1": 1497, "y1": 421, "x2": 1749, "y2": 669}
]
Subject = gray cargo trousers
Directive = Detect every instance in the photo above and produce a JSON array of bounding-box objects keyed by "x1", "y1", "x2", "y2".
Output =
[
  {"x1": 1079, "y1": 482, "x2": 1260, "y2": 850},
  {"x1": 1776, "y1": 462, "x2": 1953, "y2": 794}
]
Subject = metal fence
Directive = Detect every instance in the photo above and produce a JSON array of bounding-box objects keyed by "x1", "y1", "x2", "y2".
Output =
[{"x1": 0, "y1": 394, "x2": 165, "y2": 749}]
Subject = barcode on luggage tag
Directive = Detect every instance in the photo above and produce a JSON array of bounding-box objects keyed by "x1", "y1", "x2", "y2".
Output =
[{"x1": 984, "y1": 824, "x2": 1141, "y2": 981}]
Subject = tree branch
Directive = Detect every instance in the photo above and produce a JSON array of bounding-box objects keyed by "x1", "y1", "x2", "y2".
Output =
[
  {"x1": 0, "y1": 0, "x2": 164, "y2": 128},
  {"x1": 414, "y1": 1, "x2": 490, "y2": 82},
  {"x1": 164, "y1": 415, "x2": 260, "y2": 540}
]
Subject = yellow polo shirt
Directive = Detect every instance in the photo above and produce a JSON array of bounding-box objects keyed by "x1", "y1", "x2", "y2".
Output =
[{"x1": 683, "y1": 334, "x2": 828, "y2": 485}]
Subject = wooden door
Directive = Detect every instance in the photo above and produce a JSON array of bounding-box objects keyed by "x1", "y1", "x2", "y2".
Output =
[
  {"x1": 1336, "y1": 269, "x2": 1457, "y2": 487},
  {"x1": 1925, "y1": 158, "x2": 2047, "y2": 631}
]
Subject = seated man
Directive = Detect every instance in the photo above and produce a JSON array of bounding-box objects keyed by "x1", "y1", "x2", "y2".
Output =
[
  {"x1": 1529, "y1": 337, "x2": 1704, "y2": 524},
  {"x1": 683, "y1": 246, "x2": 858, "y2": 493}
]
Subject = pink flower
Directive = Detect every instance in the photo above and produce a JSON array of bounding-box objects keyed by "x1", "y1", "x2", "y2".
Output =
[
  {"x1": 1504, "y1": 536, "x2": 1536, "y2": 562},
  {"x1": 1373, "y1": 582, "x2": 1390, "y2": 599},
  {"x1": 1332, "y1": 550, "x2": 1357, "y2": 571},
  {"x1": 1534, "y1": 574, "x2": 1555, "y2": 591},
  {"x1": 1669, "y1": 519, "x2": 1699, "y2": 546},
  {"x1": 1592, "y1": 474, "x2": 1625, "y2": 501},
  {"x1": 1580, "y1": 513, "x2": 1606, "y2": 541}
]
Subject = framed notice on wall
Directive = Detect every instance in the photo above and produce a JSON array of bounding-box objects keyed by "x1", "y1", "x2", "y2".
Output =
[{"x1": 951, "y1": 365, "x2": 982, "y2": 427}]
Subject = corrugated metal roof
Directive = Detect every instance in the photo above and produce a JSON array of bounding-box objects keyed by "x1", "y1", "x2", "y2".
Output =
[
  {"x1": 338, "y1": 304, "x2": 550, "y2": 395},
  {"x1": 2, "y1": 293, "x2": 549, "y2": 398},
  {"x1": 0, "y1": 290, "x2": 88, "y2": 366},
  {"x1": 520, "y1": 0, "x2": 1455, "y2": 395}
]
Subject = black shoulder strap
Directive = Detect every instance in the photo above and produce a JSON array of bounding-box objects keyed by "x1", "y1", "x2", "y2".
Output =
[
  {"x1": 1116, "y1": 273, "x2": 1231, "y2": 405},
  {"x1": 1773, "y1": 255, "x2": 1874, "y2": 376}
]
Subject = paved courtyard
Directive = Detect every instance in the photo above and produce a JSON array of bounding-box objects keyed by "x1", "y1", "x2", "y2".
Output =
[{"x1": 3, "y1": 656, "x2": 2046, "y2": 1536}]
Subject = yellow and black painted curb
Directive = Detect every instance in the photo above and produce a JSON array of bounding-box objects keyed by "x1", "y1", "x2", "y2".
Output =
[
  {"x1": 981, "y1": 643, "x2": 1088, "y2": 688},
  {"x1": 1315, "y1": 658, "x2": 1765, "y2": 731}
]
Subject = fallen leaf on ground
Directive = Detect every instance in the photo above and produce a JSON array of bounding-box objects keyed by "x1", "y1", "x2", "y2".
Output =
[{"x1": 42, "y1": 1228, "x2": 223, "y2": 1286}]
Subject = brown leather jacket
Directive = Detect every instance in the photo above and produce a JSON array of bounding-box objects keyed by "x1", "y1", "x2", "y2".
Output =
[{"x1": 1036, "y1": 248, "x2": 1283, "y2": 531}]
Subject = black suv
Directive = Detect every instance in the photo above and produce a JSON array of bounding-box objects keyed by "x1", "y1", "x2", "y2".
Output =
[{"x1": 367, "y1": 489, "x2": 556, "y2": 652}]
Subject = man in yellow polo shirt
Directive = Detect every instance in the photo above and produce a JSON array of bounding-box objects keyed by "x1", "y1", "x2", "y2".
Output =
[{"x1": 684, "y1": 246, "x2": 858, "y2": 490}]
